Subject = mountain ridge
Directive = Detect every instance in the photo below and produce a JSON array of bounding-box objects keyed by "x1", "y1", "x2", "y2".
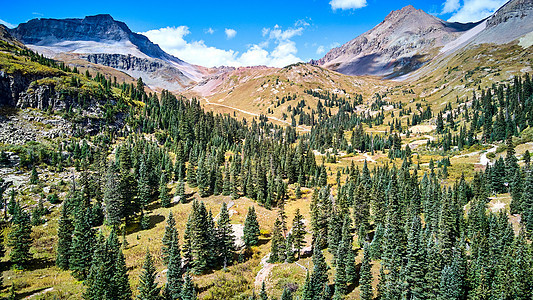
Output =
[
  {"x1": 9, "y1": 14, "x2": 210, "y2": 91},
  {"x1": 311, "y1": 4, "x2": 480, "y2": 78}
]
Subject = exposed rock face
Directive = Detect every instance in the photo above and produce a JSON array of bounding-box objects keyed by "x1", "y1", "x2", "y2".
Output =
[
  {"x1": 487, "y1": 0, "x2": 533, "y2": 27},
  {"x1": 10, "y1": 14, "x2": 175, "y2": 61},
  {"x1": 9, "y1": 15, "x2": 208, "y2": 91},
  {"x1": 313, "y1": 5, "x2": 478, "y2": 77},
  {"x1": 87, "y1": 54, "x2": 166, "y2": 72},
  {"x1": 468, "y1": 0, "x2": 533, "y2": 45},
  {"x1": 0, "y1": 70, "x2": 44, "y2": 107}
]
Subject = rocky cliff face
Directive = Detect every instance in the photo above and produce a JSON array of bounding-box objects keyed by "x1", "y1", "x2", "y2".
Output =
[
  {"x1": 9, "y1": 15, "x2": 208, "y2": 91},
  {"x1": 10, "y1": 14, "x2": 177, "y2": 61},
  {"x1": 313, "y1": 5, "x2": 478, "y2": 77}
]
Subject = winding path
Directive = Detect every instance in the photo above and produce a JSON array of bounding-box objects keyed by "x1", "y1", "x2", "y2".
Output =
[
  {"x1": 203, "y1": 97, "x2": 310, "y2": 132},
  {"x1": 478, "y1": 145, "x2": 497, "y2": 166}
]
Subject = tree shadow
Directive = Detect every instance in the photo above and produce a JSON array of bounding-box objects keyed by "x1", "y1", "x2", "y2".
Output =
[
  {"x1": 149, "y1": 214, "x2": 165, "y2": 228},
  {"x1": 18, "y1": 257, "x2": 55, "y2": 272},
  {"x1": 16, "y1": 287, "x2": 51, "y2": 299}
]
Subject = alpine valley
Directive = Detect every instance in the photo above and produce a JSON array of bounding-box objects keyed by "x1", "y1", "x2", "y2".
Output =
[{"x1": 0, "y1": 0, "x2": 532, "y2": 299}]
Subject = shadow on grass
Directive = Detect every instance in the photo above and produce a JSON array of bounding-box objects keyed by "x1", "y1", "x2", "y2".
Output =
[
  {"x1": 16, "y1": 286, "x2": 51, "y2": 299},
  {"x1": 23, "y1": 257, "x2": 55, "y2": 272}
]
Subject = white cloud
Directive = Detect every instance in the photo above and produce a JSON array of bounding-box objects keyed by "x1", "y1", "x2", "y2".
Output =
[
  {"x1": 141, "y1": 23, "x2": 307, "y2": 68},
  {"x1": 0, "y1": 18, "x2": 15, "y2": 28},
  {"x1": 316, "y1": 45, "x2": 326, "y2": 54},
  {"x1": 441, "y1": 0, "x2": 461, "y2": 14},
  {"x1": 205, "y1": 28, "x2": 215, "y2": 34},
  {"x1": 225, "y1": 28, "x2": 237, "y2": 39},
  {"x1": 446, "y1": 0, "x2": 507, "y2": 23},
  {"x1": 330, "y1": 0, "x2": 367, "y2": 10}
]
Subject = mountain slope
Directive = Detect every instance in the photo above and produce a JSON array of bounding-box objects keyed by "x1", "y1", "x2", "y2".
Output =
[
  {"x1": 10, "y1": 15, "x2": 209, "y2": 91},
  {"x1": 312, "y1": 5, "x2": 478, "y2": 78}
]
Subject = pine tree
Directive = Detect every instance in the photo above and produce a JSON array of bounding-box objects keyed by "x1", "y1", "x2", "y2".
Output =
[
  {"x1": 165, "y1": 230, "x2": 183, "y2": 300},
  {"x1": 104, "y1": 162, "x2": 123, "y2": 226},
  {"x1": 137, "y1": 157, "x2": 151, "y2": 208},
  {"x1": 359, "y1": 244, "x2": 373, "y2": 300},
  {"x1": 243, "y1": 206, "x2": 260, "y2": 248},
  {"x1": 8, "y1": 205, "x2": 32, "y2": 269},
  {"x1": 159, "y1": 172, "x2": 171, "y2": 208},
  {"x1": 175, "y1": 181, "x2": 186, "y2": 203},
  {"x1": 56, "y1": 204, "x2": 73, "y2": 270},
  {"x1": 137, "y1": 250, "x2": 160, "y2": 300},
  {"x1": 162, "y1": 211, "x2": 177, "y2": 264},
  {"x1": 70, "y1": 209, "x2": 96, "y2": 280},
  {"x1": 310, "y1": 238, "x2": 329, "y2": 297},
  {"x1": 269, "y1": 218, "x2": 284, "y2": 263},
  {"x1": 180, "y1": 273, "x2": 197, "y2": 300},
  {"x1": 259, "y1": 281, "x2": 268, "y2": 300},
  {"x1": 114, "y1": 248, "x2": 132, "y2": 300},
  {"x1": 217, "y1": 202, "x2": 235, "y2": 268},
  {"x1": 84, "y1": 230, "x2": 131, "y2": 300},
  {"x1": 522, "y1": 170, "x2": 533, "y2": 231},
  {"x1": 291, "y1": 208, "x2": 306, "y2": 260},
  {"x1": 30, "y1": 166, "x2": 39, "y2": 184},
  {"x1": 281, "y1": 288, "x2": 293, "y2": 300},
  {"x1": 403, "y1": 214, "x2": 425, "y2": 299},
  {"x1": 333, "y1": 244, "x2": 347, "y2": 297},
  {"x1": 197, "y1": 157, "x2": 210, "y2": 197}
]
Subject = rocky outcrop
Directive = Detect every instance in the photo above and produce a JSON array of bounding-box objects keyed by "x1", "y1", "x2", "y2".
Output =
[
  {"x1": 0, "y1": 70, "x2": 44, "y2": 107},
  {"x1": 487, "y1": 0, "x2": 533, "y2": 28},
  {"x1": 314, "y1": 5, "x2": 479, "y2": 77},
  {"x1": 10, "y1": 14, "x2": 178, "y2": 62},
  {"x1": 87, "y1": 53, "x2": 166, "y2": 72},
  {"x1": 8, "y1": 14, "x2": 209, "y2": 91}
]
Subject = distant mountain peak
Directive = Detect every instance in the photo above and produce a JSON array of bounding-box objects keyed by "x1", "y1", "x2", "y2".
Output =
[
  {"x1": 8, "y1": 14, "x2": 212, "y2": 92},
  {"x1": 313, "y1": 5, "x2": 477, "y2": 78}
]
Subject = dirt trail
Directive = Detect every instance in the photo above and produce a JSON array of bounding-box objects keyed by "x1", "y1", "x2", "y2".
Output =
[
  {"x1": 363, "y1": 152, "x2": 376, "y2": 163},
  {"x1": 255, "y1": 254, "x2": 274, "y2": 288},
  {"x1": 203, "y1": 97, "x2": 310, "y2": 132},
  {"x1": 478, "y1": 145, "x2": 497, "y2": 166}
]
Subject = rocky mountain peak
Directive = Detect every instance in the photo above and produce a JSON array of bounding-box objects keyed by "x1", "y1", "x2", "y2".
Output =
[
  {"x1": 487, "y1": 0, "x2": 533, "y2": 28},
  {"x1": 313, "y1": 5, "x2": 477, "y2": 77}
]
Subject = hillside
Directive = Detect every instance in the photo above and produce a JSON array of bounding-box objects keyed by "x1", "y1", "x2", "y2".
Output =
[
  {"x1": 1, "y1": 1, "x2": 533, "y2": 300},
  {"x1": 311, "y1": 5, "x2": 479, "y2": 78}
]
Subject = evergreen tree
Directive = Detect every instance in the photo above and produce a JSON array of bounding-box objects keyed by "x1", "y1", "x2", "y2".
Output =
[
  {"x1": 217, "y1": 202, "x2": 235, "y2": 268},
  {"x1": 56, "y1": 204, "x2": 73, "y2": 270},
  {"x1": 180, "y1": 273, "x2": 197, "y2": 300},
  {"x1": 260, "y1": 281, "x2": 268, "y2": 300},
  {"x1": 243, "y1": 206, "x2": 260, "y2": 248},
  {"x1": 137, "y1": 157, "x2": 151, "y2": 208},
  {"x1": 70, "y1": 209, "x2": 96, "y2": 280},
  {"x1": 8, "y1": 206, "x2": 32, "y2": 269},
  {"x1": 269, "y1": 218, "x2": 285, "y2": 263},
  {"x1": 137, "y1": 250, "x2": 160, "y2": 300},
  {"x1": 359, "y1": 244, "x2": 373, "y2": 300},
  {"x1": 310, "y1": 238, "x2": 329, "y2": 297},
  {"x1": 162, "y1": 211, "x2": 177, "y2": 264},
  {"x1": 30, "y1": 166, "x2": 39, "y2": 184},
  {"x1": 165, "y1": 230, "x2": 183, "y2": 300},
  {"x1": 403, "y1": 214, "x2": 425, "y2": 299},
  {"x1": 291, "y1": 208, "x2": 306, "y2": 260},
  {"x1": 104, "y1": 162, "x2": 123, "y2": 226},
  {"x1": 281, "y1": 288, "x2": 293, "y2": 300},
  {"x1": 159, "y1": 172, "x2": 171, "y2": 208}
]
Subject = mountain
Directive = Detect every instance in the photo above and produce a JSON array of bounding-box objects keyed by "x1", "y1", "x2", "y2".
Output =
[
  {"x1": 312, "y1": 5, "x2": 479, "y2": 78},
  {"x1": 9, "y1": 14, "x2": 210, "y2": 91},
  {"x1": 314, "y1": 0, "x2": 533, "y2": 79}
]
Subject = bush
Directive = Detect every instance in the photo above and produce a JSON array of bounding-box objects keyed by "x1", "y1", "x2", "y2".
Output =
[{"x1": 47, "y1": 193, "x2": 60, "y2": 204}]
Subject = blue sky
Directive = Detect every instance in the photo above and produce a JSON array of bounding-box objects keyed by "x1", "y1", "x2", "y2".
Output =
[{"x1": 1, "y1": 0, "x2": 507, "y2": 67}]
